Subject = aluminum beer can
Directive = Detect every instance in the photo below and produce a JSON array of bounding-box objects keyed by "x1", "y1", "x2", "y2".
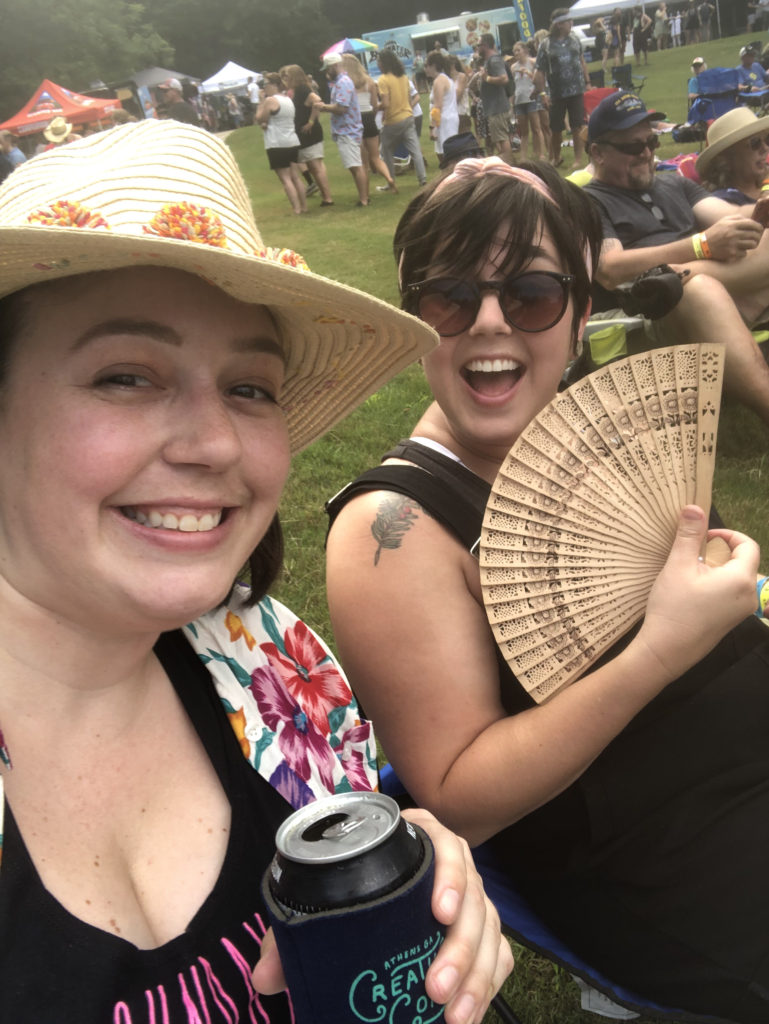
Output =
[{"x1": 262, "y1": 792, "x2": 446, "y2": 1024}]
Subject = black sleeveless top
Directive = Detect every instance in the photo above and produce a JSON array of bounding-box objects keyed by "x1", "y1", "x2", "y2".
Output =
[
  {"x1": 292, "y1": 83, "x2": 323, "y2": 147},
  {"x1": 0, "y1": 630, "x2": 294, "y2": 1023},
  {"x1": 327, "y1": 440, "x2": 769, "y2": 1021}
]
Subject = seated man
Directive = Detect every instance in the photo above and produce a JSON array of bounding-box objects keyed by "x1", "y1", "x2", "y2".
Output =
[
  {"x1": 737, "y1": 44, "x2": 769, "y2": 93},
  {"x1": 697, "y1": 106, "x2": 769, "y2": 206},
  {"x1": 687, "y1": 56, "x2": 706, "y2": 108},
  {"x1": 583, "y1": 91, "x2": 769, "y2": 426}
]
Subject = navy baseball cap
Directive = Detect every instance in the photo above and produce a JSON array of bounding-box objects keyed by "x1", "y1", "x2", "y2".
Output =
[{"x1": 588, "y1": 93, "x2": 666, "y2": 144}]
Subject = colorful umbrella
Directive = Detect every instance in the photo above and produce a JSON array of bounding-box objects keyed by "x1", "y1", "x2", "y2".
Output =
[{"x1": 321, "y1": 38, "x2": 379, "y2": 57}]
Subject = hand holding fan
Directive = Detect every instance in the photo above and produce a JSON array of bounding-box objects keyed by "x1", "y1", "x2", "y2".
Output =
[{"x1": 480, "y1": 343, "x2": 725, "y2": 703}]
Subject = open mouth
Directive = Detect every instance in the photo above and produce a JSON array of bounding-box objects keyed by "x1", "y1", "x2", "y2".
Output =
[
  {"x1": 461, "y1": 358, "x2": 523, "y2": 397},
  {"x1": 121, "y1": 507, "x2": 225, "y2": 533}
]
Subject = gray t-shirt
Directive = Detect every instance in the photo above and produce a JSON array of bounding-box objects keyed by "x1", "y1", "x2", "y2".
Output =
[
  {"x1": 584, "y1": 174, "x2": 709, "y2": 249},
  {"x1": 481, "y1": 52, "x2": 510, "y2": 116}
]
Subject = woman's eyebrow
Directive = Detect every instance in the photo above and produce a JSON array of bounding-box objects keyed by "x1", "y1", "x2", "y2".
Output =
[
  {"x1": 71, "y1": 318, "x2": 286, "y2": 362},
  {"x1": 72, "y1": 319, "x2": 183, "y2": 349}
]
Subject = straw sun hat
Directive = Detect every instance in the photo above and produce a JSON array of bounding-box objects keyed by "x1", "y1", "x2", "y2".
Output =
[
  {"x1": 696, "y1": 106, "x2": 769, "y2": 177},
  {"x1": 0, "y1": 119, "x2": 436, "y2": 452},
  {"x1": 43, "y1": 116, "x2": 73, "y2": 144}
]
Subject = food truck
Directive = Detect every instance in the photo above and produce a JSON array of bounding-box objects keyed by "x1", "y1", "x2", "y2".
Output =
[{"x1": 362, "y1": 4, "x2": 535, "y2": 71}]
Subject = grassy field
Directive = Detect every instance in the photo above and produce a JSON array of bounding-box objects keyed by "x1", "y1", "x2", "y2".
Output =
[{"x1": 228, "y1": 31, "x2": 768, "y2": 1023}]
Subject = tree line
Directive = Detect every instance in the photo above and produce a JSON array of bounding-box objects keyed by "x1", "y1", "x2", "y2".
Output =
[{"x1": 1, "y1": 0, "x2": 507, "y2": 120}]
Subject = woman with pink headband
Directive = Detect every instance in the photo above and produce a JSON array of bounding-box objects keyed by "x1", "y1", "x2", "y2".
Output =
[{"x1": 326, "y1": 157, "x2": 769, "y2": 1021}]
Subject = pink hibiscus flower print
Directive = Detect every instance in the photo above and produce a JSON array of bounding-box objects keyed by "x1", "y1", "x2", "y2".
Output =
[
  {"x1": 249, "y1": 663, "x2": 338, "y2": 792},
  {"x1": 261, "y1": 621, "x2": 352, "y2": 737},
  {"x1": 336, "y1": 723, "x2": 375, "y2": 792}
]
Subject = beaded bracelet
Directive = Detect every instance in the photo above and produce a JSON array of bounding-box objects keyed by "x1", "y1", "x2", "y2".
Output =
[{"x1": 758, "y1": 576, "x2": 769, "y2": 619}]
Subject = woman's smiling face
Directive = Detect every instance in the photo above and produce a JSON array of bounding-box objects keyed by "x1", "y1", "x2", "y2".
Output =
[
  {"x1": 0, "y1": 266, "x2": 291, "y2": 633},
  {"x1": 419, "y1": 225, "x2": 581, "y2": 464}
]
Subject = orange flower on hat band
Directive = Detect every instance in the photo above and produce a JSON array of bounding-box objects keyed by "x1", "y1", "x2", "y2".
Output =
[
  {"x1": 27, "y1": 200, "x2": 109, "y2": 230},
  {"x1": 143, "y1": 201, "x2": 226, "y2": 247},
  {"x1": 255, "y1": 246, "x2": 310, "y2": 272}
]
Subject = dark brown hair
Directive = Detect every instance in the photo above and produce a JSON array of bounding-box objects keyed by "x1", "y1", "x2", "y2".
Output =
[
  {"x1": 377, "y1": 49, "x2": 405, "y2": 77},
  {"x1": 394, "y1": 159, "x2": 602, "y2": 348},
  {"x1": 426, "y1": 50, "x2": 451, "y2": 75}
]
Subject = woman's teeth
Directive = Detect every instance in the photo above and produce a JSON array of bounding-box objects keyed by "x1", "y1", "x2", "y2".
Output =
[
  {"x1": 123, "y1": 508, "x2": 223, "y2": 532},
  {"x1": 465, "y1": 358, "x2": 520, "y2": 373}
]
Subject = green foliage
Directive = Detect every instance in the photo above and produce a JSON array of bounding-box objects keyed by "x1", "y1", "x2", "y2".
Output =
[
  {"x1": 0, "y1": 0, "x2": 173, "y2": 119},
  {"x1": 143, "y1": 0, "x2": 336, "y2": 78}
]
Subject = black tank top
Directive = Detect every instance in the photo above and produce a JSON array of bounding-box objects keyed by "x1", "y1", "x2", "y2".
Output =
[{"x1": 0, "y1": 630, "x2": 294, "y2": 1023}]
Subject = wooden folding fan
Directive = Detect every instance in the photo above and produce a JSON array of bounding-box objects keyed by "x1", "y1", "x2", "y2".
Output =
[{"x1": 480, "y1": 343, "x2": 725, "y2": 703}]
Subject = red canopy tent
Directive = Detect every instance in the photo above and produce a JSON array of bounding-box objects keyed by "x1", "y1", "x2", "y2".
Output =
[{"x1": 0, "y1": 79, "x2": 122, "y2": 136}]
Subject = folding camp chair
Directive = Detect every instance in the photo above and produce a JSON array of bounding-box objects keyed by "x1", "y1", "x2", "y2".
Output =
[
  {"x1": 379, "y1": 757, "x2": 720, "y2": 1023},
  {"x1": 610, "y1": 64, "x2": 646, "y2": 94},
  {"x1": 737, "y1": 87, "x2": 769, "y2": 114},
  {"x1": 688, "y1": 67, "x2": 740, "y2": 121}
]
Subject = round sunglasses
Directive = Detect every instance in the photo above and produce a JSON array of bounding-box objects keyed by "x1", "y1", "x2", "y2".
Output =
[{"x1": 403, "y1": 271, "x2": 575, "y2": 337}]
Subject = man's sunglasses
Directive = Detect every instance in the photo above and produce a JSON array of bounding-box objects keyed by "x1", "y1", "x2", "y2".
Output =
[
  {"x1": 749, "y1": 133, "x2": 769, "y2": 151},
  {"x1": 601, "y1": 135, "x2": 660, "y2": 156},
  {"x1": 403, "y1": 271, "x2": 575, "y2": 337}
]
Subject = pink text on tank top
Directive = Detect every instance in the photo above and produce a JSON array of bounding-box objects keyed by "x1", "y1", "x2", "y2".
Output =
[{"x1": 111, "y1": 913, "x2": 295, "y2": 1024}]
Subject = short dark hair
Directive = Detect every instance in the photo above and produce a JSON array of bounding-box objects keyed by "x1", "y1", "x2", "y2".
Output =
[
  {"x1": 479, "y1": 32, "x2": 495, "y2": 49},
  {"x1": 377, "y1": 49, "x2": 405, "y2": 76},
  {"x1": 426, "y1": 50, "x2": 451, "y2": 74},
  {"x1": 394, "y1": 159, "x2": 602, "y2": 349},
  {"x1": 0, "y1": 279, "x2": 286, "y2": 608}
]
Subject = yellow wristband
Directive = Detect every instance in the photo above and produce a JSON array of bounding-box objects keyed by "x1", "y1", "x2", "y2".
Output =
[
  {"x1": 700, "y1": 233, "x2": 712, "y2": 259},
  {"x1": 757, "y1": 576, "x2": 769, "y2": 618},
  {"x1": 692, "y1": 233, "x2": 705, "y2": 260},
  {"x1": 762, "y1": 177, "x2": 769, "y2": 191}
]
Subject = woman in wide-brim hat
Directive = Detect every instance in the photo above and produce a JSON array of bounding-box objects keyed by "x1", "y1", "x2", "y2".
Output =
[
  {"x1": 0, "y1": 118, "x2": 512, "y2": 1021},
  {"x1": 697, "y1": 105, "x2": 769, "y2": 205}
]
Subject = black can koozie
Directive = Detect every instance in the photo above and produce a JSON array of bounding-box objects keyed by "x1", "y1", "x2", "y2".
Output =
[{"x1": 262, "y1": 792, "x2": 446, "y2": 1024}]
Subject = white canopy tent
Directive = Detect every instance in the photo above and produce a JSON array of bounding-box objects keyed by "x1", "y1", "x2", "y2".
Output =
[
  {"x1": 568, "y1": 0, "x2": 641, "y2": 22},
  {"x1": 200, "y1": 61, "x2": 261, "y2": 95},
  {"x1": 568, "y1": 0, "x2": 721, "y2": 35}
]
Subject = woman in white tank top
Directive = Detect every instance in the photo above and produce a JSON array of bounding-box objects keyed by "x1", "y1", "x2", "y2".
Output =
[
  {"x1": 425, "y1": 50, "x2": 459, "y2": 156},
  {"x1": 255, "y1": 73, "x2": 306, "y2": 215}
]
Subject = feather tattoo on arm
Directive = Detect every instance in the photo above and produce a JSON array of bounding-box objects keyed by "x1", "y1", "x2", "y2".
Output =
[{"x1": 371, "y1": 495, "x2": 421, "y2": 565}]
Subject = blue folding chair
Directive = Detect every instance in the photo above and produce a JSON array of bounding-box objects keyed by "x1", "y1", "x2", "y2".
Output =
[
  {"x1": 688, "y1": 67, "x2": 740, "y2": 121},
  {"x1": 379, "y1": 763, "x2": 722, "y2": 1023}
]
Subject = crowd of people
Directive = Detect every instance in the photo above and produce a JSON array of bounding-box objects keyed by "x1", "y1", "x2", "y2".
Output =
[{"x1": 593, "y1": 1, "x2": 717, "y2": 66}]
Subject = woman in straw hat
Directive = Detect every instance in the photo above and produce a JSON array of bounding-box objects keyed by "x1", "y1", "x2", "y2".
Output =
[
  {"x1": 327, "y1": 156, "x2": 769, "y2": 1020},
  {"x1": 0, "y1": 119, "x2": 512, "y2": 1021},
  {"x1": 697, "y1": 106, "x2": 769, "y2": 208}
]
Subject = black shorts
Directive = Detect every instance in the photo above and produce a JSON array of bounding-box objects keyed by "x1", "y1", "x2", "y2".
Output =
[
  {"x1": 267, "y1": 146, "x2": 299, "y2": 170},
  {"x1": 361, "y1": 110, "x2": 379, "y2": 139},
  {"x1": 549, "y1": 93, "x2": 585, "y2": 134}
]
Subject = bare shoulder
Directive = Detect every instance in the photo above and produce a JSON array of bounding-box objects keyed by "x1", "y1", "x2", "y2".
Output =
[{"x1": 327, "y1": 484, "x2": 467, "y2": 574}]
